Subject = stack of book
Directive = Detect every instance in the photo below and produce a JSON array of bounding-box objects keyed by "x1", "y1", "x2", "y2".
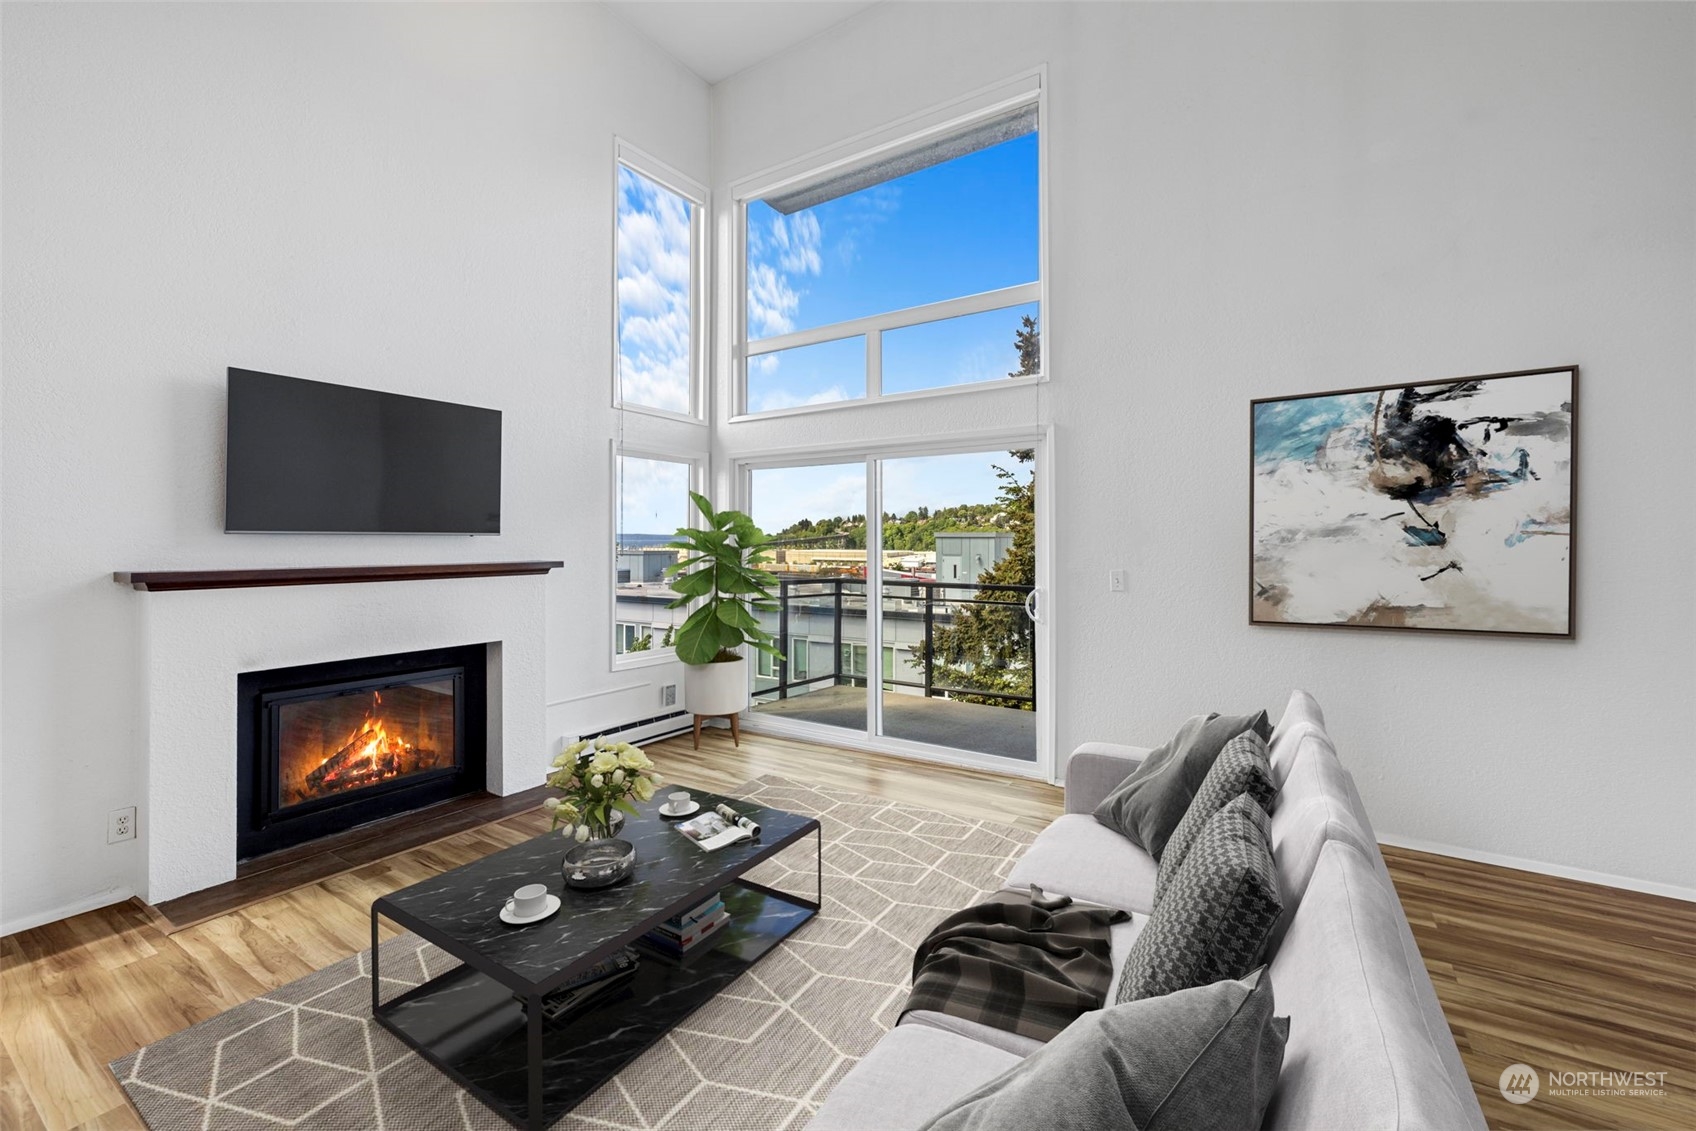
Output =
[{"x1": 642, "y1": 892, "x2": 730, "y2": 957}]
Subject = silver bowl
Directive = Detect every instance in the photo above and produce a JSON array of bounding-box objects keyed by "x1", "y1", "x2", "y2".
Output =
[{"x1": 562, "y1": 838, "x2": 636, "y2": 890}]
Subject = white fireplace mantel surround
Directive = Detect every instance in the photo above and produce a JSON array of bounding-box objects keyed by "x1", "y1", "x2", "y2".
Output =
[{"x1": 135, "y1": 573, "x2": 547, "y2": 904}]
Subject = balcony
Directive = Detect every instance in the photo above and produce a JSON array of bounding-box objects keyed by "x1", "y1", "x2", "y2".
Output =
[{"x1": 751, "y1": 577, "x2": 1036, "y2": 762}]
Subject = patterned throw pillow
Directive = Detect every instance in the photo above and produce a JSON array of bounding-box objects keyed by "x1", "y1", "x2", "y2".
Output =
[
  {"x1": 1117, "y1": 794, "x2": 1281, "y2": 1003},
  {"x1": 1156, "y1": 731, "x2": 1276, "y2": 903}
]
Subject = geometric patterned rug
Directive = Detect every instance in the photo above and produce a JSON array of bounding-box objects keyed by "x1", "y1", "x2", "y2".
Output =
[{"x1": 110, "y1": 775, "x2": 1036, "y2": 1130}]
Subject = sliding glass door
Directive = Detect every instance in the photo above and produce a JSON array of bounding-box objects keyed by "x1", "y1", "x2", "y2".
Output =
[{"x1": 744, "y1": 442, "x2": 1046, "y2": 775}]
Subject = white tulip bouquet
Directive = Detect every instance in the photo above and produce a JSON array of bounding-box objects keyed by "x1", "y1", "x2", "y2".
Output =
[{"x1": 543, "y1": 739, "x2": 662, "y2": 842}]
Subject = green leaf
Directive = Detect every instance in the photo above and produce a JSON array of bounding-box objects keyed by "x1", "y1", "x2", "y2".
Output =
[{"x1": 716, "y1": 602, "x2": 759, "y2": 630}]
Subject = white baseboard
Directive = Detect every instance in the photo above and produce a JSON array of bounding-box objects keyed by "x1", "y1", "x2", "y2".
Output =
[
  {"x1": 2, "y1": 887, "x2": 133, "y2": 937},
  {"x1": 1376, "y1": 834, "x2": 1696, "y2": 903}
]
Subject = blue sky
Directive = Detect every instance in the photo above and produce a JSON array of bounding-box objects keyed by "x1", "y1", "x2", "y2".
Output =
[{"x1": 746, "y1": 132, "x2": 1040, "y2": 411}]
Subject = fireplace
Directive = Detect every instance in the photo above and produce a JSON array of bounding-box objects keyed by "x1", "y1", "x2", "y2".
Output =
[{"x1": 237, "y1": 645, "x2": 487, "y2": 859}]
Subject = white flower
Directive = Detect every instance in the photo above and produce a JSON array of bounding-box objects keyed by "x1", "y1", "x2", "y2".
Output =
[
  {"x1": 575, "y1": 825, "x2": 591, "y2": 843},
  {"x1": 542, "y1": 797, "x2": 562, "y2": 811},
  {"x1": 591, "y1": 773, "x2": 605, "y2": 788},
  {"x1": 611, "y1": 768, "x2": 626, "y2": 786}
]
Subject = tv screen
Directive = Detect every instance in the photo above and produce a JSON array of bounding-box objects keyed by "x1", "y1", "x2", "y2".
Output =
[{"x1": 225, "y1": 369, "x2": 501, "y2": 534}]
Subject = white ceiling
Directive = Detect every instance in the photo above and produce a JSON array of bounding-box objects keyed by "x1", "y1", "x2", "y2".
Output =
[{"x1": 606, "y1": 1, "x2": 876, "y2": 84}]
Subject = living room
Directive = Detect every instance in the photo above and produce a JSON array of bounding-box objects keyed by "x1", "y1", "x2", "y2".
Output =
[{"x1": 2, "y1": 2, "x2": 1691, "y2": 1129}]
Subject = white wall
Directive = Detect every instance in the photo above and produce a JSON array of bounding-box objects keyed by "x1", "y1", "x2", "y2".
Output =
[
  {"x1": 0, "y1": 2, "x2": 709, "y2": 932},
  {"x1": 710, "y1": 2, "x2": 1696, "y2": 891}
]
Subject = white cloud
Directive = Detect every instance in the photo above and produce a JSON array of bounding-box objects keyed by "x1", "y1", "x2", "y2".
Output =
[
  {"x1": 619, "y1": 455, "x2": 692, "y2": 537},
  {"x1": 748, "y1": 383, "x2": 854, "y2": 414},
  {"x1": 617, "y1": 167, "x2": 693, "y2": 414}
]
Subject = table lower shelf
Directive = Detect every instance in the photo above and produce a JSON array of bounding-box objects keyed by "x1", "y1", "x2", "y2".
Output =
[{"x1": 374, "y1": 881, "x2": 815, "y2": 1129}]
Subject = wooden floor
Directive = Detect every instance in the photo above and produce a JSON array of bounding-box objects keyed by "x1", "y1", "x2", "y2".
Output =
[{"x1": 2, "y1": 729, "x2": 1691, "y2": 1131}]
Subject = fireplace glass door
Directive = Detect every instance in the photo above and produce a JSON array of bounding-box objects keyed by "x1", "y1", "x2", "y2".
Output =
[{"x1": 274, "y1": 674, "x2": 460, "y2": 812}]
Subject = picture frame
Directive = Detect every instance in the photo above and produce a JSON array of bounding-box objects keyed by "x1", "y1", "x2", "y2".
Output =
[{"x1": 1249, "y1": 366, "x2": 1577, "y2": 638}]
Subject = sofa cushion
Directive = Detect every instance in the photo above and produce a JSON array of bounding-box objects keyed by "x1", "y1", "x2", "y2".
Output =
[
  {"x1": 1117, "y1": 795, "x2": 1281, "y2": 1003},
  {"x1": 1004, "y1": 813, "x2": 1159, "y2": 915},
  {"x1": 1266, "y1": 734, "x2": 1379, "y2": 950},
  {"x1": 1271, "y1": 688, "x2": 1326, "y2": 742},
  {"x1": 1156, "y1": 730, "x2": 1276, "y2": 903},
  {"x1": 805, "y1": 1024, "x2": 1025, "y2": 1131},
  {"x1": 1093, "y1": 710, "x2": 1271, "y2": 859},
  {"x1": 1264, "y1": 841, "x2": 1485, "y2": 1131},
  {"x1": 1269, "y1": 690, "x2": 1328, "y2": 788},
  {"x1": 917, "y1": 969, "x2": 1288, "y2": 1131}
]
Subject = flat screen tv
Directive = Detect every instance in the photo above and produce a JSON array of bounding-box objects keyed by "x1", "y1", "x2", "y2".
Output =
[{"x1": 225, "y1": 368, "x2": 501, "y2": 534}]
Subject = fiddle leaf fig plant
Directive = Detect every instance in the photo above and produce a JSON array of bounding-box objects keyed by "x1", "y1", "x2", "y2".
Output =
[{"x1": 663, "y1": 491, "x2": 782, "y2": 666}]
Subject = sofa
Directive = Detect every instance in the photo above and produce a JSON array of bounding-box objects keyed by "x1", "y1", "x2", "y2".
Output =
[{"x1": 807, "y1": 691, "x2": 1489, "y2": 1131}]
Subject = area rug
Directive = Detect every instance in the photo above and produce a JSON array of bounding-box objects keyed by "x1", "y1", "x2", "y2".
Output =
[{"x1": 110, "y1": 776, "x2": 1036, "y2": 1130}]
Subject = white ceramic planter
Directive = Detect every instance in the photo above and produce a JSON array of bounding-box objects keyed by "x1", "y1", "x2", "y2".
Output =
[{"x1": 684, "y1": 656, "x2": 750, "y2": 716}]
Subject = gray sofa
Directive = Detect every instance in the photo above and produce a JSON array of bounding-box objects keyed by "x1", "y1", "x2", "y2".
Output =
[{"x1": 808, "y1": 691, "x2": 1488, "y2": 1131}]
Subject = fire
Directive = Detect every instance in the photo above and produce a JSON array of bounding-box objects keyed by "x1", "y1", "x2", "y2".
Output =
[{"x1": 304, "y1": 692, "x2": 417, "y2": 794}]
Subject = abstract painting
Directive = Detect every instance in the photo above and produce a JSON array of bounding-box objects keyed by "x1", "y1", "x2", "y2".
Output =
[{"x1": 1251, "y1": 367, "x2": 1576, "y2": 636}]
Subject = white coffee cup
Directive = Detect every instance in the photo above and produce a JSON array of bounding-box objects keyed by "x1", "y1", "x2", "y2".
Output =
[
  {"x1": 667, "y1": 791, "x2": 692, "y2": 812},
  {"x1": 507, "y1": 883, "x2": 548, "y2": 918}
]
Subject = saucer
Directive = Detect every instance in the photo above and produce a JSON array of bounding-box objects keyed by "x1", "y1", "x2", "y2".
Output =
[
  {"x1": 659, "y1": 800, "x2": 701, "y2": 819},
  {"x1": 500, "y1": 893, "x2": 561, "y2": 925}
]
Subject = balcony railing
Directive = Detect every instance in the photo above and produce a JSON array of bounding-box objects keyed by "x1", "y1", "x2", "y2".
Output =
[{"x1": 756, "y1": 576, "x2": 1035, "y2": 709}]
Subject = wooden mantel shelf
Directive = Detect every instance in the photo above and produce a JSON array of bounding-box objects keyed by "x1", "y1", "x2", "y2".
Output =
[{"x1": 115, "y1": 561, "x2": 564, "y2": 592}]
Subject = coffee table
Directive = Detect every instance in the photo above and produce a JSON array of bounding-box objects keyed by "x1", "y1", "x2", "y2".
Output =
[{"x1": 369, "y1": 786, "x2": 822, "y2": 1129}]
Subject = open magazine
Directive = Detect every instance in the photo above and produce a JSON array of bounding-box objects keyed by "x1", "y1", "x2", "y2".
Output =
[{"x1": 676, "y1": 805, "x2": 761, "y2": 852}]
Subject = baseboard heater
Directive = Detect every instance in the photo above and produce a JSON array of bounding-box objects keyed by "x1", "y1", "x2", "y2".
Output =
[{"x1": 574, "y1": 710, "x2": 691, "y2": 747}]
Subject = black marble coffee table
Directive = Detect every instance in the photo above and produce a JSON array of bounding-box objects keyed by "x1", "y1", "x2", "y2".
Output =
[{"x1": 369, "y1": 786, "x2": 821, "y2": 1130}]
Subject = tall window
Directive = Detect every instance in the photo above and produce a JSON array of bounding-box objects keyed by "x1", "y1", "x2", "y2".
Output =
[
  {"x1": 740, "y1": 98, "x2": 1041, "y2": 416},
  {"x1": 613, "y1": 453, "x2": 695, "y2": 661},
  {"x1": 616, "y1": 146, "x2": 705, "y2": 418}
]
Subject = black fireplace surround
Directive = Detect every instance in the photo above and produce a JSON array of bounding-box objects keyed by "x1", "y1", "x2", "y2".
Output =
[{"x1": 237, "y1": 644, "x2": 488, "y2": 859}]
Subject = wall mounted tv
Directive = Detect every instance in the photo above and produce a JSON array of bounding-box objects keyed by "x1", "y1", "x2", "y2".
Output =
[{"x1": 225, "y1": 369, "x2": 501, "y2": 534}]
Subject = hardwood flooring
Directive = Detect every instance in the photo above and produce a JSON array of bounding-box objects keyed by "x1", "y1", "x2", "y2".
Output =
[{"x1": 2, "y1": 729, "x2": 1691, "y2": 1131}]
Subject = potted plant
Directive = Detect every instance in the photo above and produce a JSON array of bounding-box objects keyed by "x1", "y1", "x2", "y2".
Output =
[{"x1": 663, "y1": 491, "x2": 780, "y2": 719}]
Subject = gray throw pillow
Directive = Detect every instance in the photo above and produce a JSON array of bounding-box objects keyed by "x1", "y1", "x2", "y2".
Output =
[
  {"x1": 1156, "y1": 731, "x2": 1275, "y2": 903},
  {"x1": 1118, "y1": 794, "x2": 1281, "y2": 1003},
  {"x1": 919, "y1": 968, "x2": 1288, "y2": 1131},
  {"x1": 1093, "y1": 709, "x2": 1271, "y2": 860}
]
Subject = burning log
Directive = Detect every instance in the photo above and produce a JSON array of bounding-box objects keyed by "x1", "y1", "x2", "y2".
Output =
[{"x1": 305, "y1": 727, "x2": 385, "y2": 792}]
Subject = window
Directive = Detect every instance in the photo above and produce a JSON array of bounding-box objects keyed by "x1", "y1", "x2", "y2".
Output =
[
  {"x1": 790, "y1": 635, "x2": 810, "y2": 680},
  {"x1": 615, "y1": 623, "x2": 653, "y2": 655},
  {"x1": 739, "y1": 91, "x2": 1041, "y2": 416},
  {"x1": 613, "y1": 452, "x2": 697, "y2": 664},
  {"x1": 616, "y1": 144, "x2": 705, "y2": 418}
]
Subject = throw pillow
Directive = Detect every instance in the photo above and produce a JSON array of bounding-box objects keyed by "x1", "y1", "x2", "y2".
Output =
[
  {"x1": 1117, "y1": 794, "x2": 1281, "y2": 1003},
  {"x1": 1093, "y1": 709, "x2": 1271, "y2": 859},
  {"x1": 1155, "y1": 730, "x2": 1276, "y2": 903},
  {"x1": 918, "y1": 968, "x2": 1289, "y2": 1131}
]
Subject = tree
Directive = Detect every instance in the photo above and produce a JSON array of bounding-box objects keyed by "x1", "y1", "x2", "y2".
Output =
[
  {"x1": 916, "y1": 462, "x2": 1035, "y2": 708},
  {"x1": 1008, "y1": 315, "x2": 1039, "y2": 462}
]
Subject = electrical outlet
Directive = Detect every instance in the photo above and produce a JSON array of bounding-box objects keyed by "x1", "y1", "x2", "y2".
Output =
[
  {"x1": 108, "y1": 806, "x2": 136, "y2": 843},
  {"x1": 661, "y1": 683, "x2": 678, "y2": 708},
  {"x1": 1108, "y1": 569, "x2": 1126, "y2": 593}
]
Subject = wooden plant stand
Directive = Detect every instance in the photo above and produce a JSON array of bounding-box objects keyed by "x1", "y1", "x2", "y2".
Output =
[{"x1": 691, "y1": 713, "x2": 741, "y2": 750}]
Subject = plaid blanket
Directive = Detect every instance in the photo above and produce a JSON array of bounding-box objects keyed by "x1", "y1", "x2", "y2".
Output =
[{"x1": 900, "y1": 888, "x2": 1128, "y2": 1042}]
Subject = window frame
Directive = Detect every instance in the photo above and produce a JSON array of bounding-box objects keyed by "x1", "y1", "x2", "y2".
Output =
[
  {"x1": 728, "y1": 70, "x2": 1047, "y2": 422},
  {"x1": 610, "y1": 443, "x2": 706, "y2": 672},
  {"x1": 613, "y1": 139, "x2": 710, "y2": 424}
]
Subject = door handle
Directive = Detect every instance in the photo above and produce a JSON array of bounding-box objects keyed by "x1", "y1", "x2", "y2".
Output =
[{"x1": 1023, "y1": 587, "x2": 1041, "y2": 624}]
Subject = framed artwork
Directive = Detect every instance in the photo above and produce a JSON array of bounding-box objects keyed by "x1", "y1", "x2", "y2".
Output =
[{"x1": 1250, "y1": 366, "x2": 1576, "y2": 637}]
